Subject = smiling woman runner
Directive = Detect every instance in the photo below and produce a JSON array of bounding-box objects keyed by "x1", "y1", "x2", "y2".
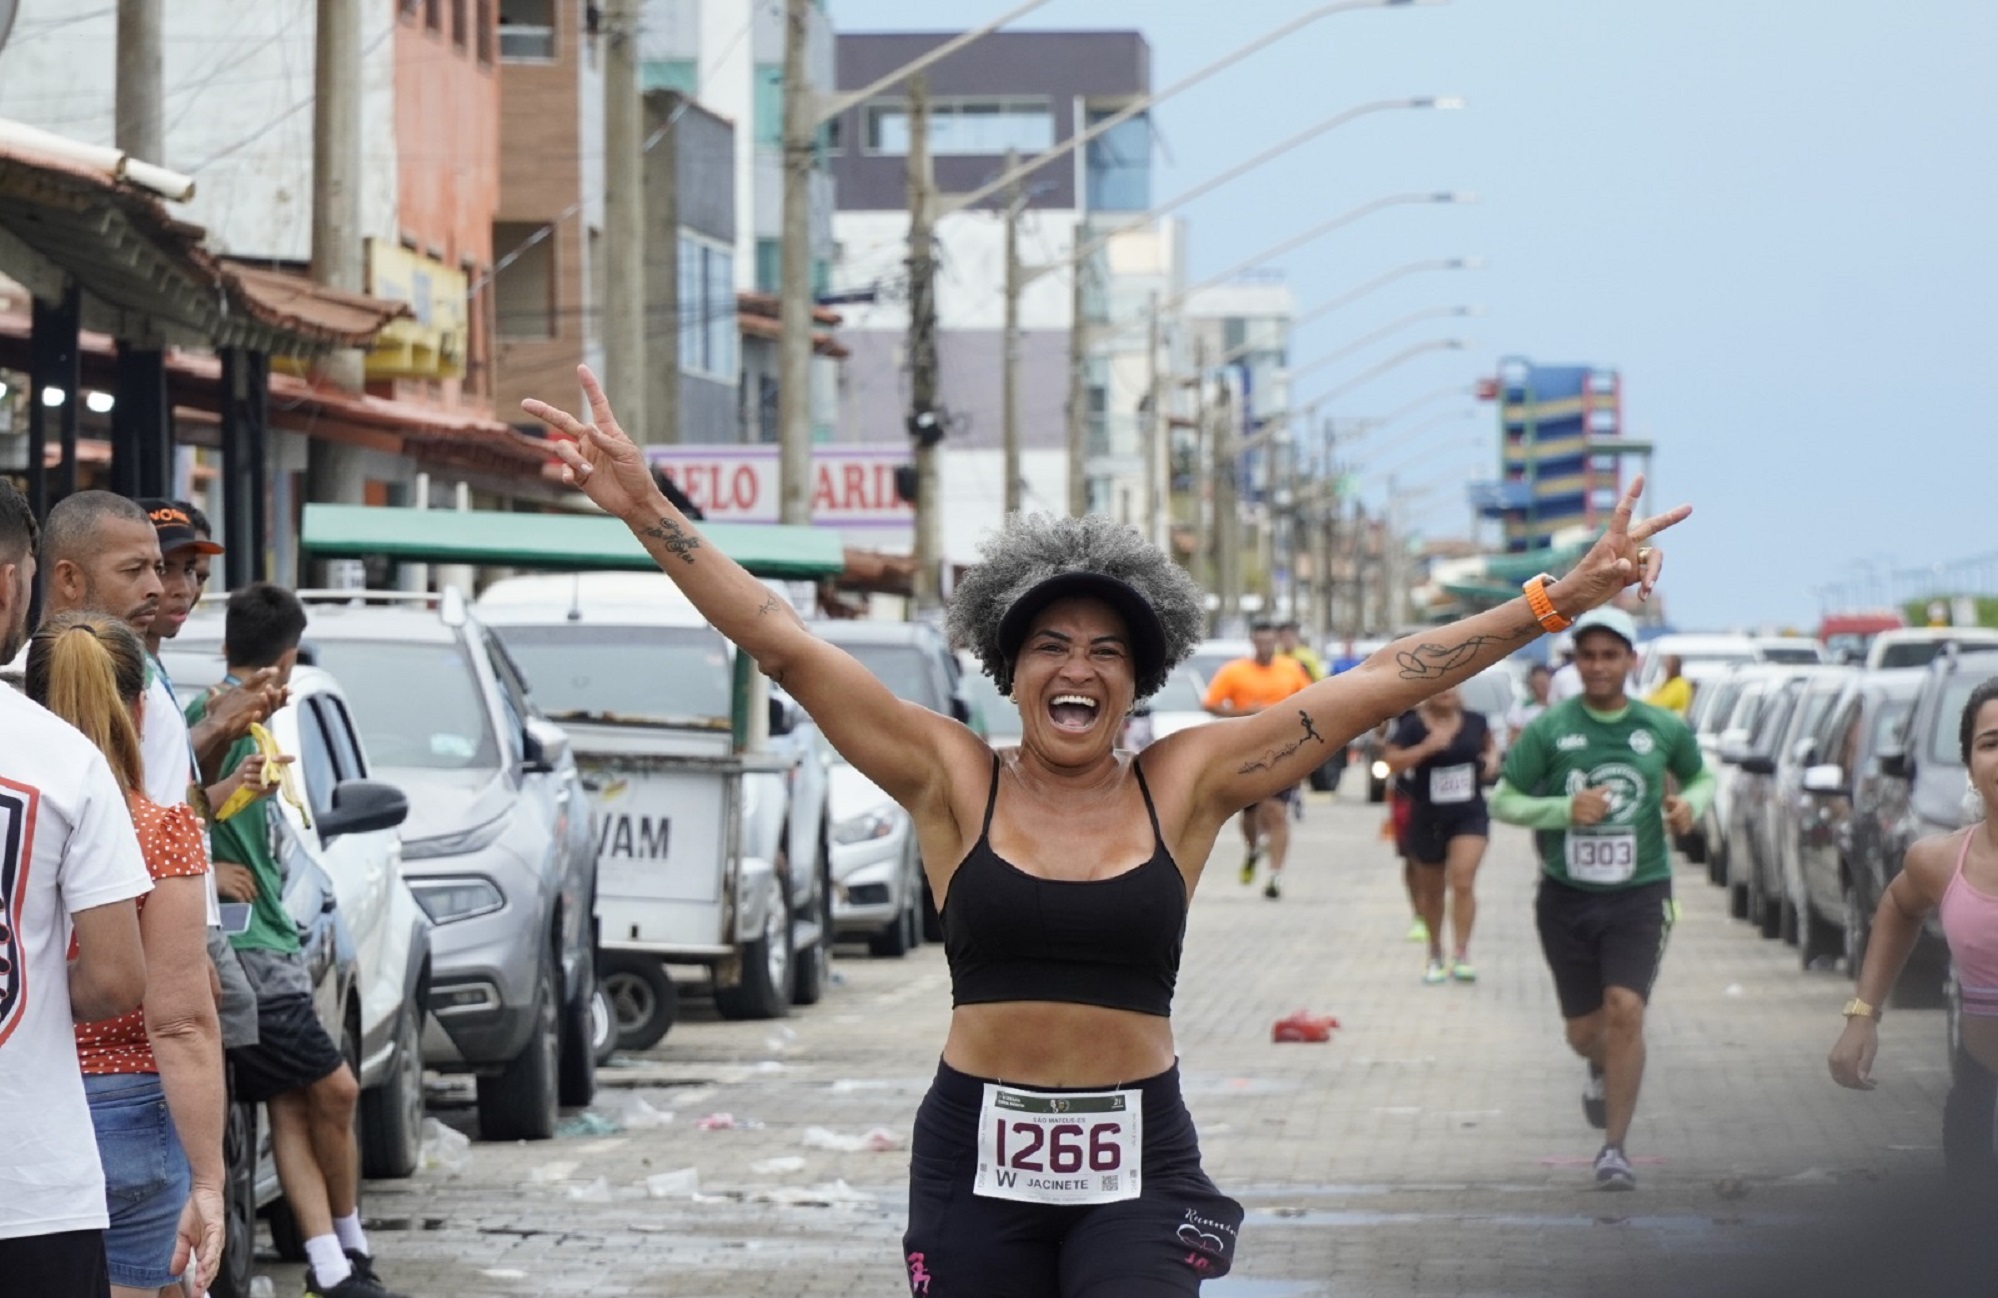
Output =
[{"x1": 525, "y1": 366, "x2": 1689, "y2": 1298}]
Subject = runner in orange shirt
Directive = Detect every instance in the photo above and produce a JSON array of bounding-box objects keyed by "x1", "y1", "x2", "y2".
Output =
[{"x1": 1203, "y1": 623, "x2": 1314, "y2": 898}]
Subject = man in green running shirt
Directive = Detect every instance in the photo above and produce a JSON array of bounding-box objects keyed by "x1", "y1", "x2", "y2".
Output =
[{"x1": 1491, "y1": 605, "x2": 1716, "y2": 1191}]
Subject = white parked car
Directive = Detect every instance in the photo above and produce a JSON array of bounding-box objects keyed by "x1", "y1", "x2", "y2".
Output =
[
  {"x1": 1634, "y1": 632, "x2": 1761, "y2": 698},
  {"x1": 1863, "y1": 626, "x2": 1998, "y2": 671}
]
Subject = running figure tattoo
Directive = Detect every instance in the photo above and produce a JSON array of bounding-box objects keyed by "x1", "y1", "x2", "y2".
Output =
[{"x1": 1237, "y1": 712, "x2": 1328, "y2": 775}]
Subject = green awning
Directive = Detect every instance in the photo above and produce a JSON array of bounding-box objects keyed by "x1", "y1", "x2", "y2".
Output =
[
  {"x1": 1478, "y1": 539, "x2": 1595, "y2": 585},
  {"x1": 300, "y1": 504, "x2": 847, "y2": 578}
]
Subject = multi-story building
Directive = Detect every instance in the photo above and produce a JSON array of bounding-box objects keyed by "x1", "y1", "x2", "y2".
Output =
[
  {"x1": 1472, "y1": 356, "x2": 1625, "y2": 552},
  {"x1": 0, "y1": 0, "x2": 548, "y2": 580},
  {"x1": 826, "y1": 29, "x2": 1177, "y2": 533}
]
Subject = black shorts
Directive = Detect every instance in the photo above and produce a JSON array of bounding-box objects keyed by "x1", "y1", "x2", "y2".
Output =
[
  {"x1": 902, "y1": 1061, "x2": 1244, "y2": 1297},
  {"x1": 0, "y1": 1228, "x2": 110, "y2": 1298},
  {"x1": 1944, "y1": 1048, "x2": 1998, "y2": 1197},
  {"x1": 1406, "y1": 805, "x2": 1489, "y2": 866},
  {"x1": 228, "y1": 990, "x2": 345, "y2": 1104},
  {"x1": 1535, "y1": 877, "x2": 1675, "y2": 1020}
]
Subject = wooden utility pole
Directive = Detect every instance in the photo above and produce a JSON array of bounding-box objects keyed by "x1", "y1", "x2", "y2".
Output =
[
  {"x1": 305, "y1": 0, "x2": 365, "y2": 564},
  {"x1": 1190, "y1": 338, "x2": 1210, "y2": 593},
  {"x1": 777, "y1": 0, "x2": 814, "y2": 523},
  {"x1": 1000, "y1": 149, "x2": 1023, "y2": 516},
  {"x1": 642, "y1": 91, "x2": 681, "y2": 443},
  {"x1": 906, "y1": 78, "x2": 942, "y2": 611},
  {"x1": 1064, "y1": 254, "x2": 1087, "y2": 516},
  {"x1": 1212, "y1": 377, "x2": 1240, "y2": 630},
  {"x1": 602, "y1": 0, "x2": 646, "y2": 435}
]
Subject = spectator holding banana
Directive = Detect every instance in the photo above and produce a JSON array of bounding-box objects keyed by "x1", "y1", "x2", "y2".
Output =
[{"x1": 186, "y1": 584, "x2": 404, "y2": 1298}]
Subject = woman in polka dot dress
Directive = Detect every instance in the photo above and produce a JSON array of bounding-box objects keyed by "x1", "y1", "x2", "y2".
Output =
[{"x1": 26, "y1": 613, "x2": 274, "y2": 1297}]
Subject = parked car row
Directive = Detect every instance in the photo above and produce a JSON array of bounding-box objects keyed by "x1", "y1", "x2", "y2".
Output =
[{"x1": 1686, "y1": 637, "x2": 1998, "y2": 1075}]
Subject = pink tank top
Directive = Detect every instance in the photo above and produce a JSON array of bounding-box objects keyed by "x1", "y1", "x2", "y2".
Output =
[{"x1": 1940, "y1": 828, "x2": 1998, "y2": 1019}]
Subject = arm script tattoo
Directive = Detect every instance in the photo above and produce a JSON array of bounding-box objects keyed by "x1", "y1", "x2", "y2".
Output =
[
  {"x1": 1237, "y1": 709, "x2": 1329, "y2": 775},
  {"x1": 640, "y1": 515, "x2": 702, "y2": 565},
  {"x1": 1393, "y1": 622, "x2": 1533, "y2": 681}
]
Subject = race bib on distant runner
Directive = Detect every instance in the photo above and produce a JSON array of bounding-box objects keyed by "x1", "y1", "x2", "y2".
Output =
[
  {"x1": 1429, "y1": 764, "x2": 1475, "y2": 805},
  {"x1": 1567, "y1": 829, "x2": 1637, "y2": 884},
  {"x1": 974, "y1": 1083, "x2": 1141, "y2": 1205}
]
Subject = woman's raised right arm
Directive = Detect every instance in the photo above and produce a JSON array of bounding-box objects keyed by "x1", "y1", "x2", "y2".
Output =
[{"x1": 523, "y1": 367, "x2": 981, "y2": 813}]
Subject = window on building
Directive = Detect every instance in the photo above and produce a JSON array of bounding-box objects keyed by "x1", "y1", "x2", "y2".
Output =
[
  {"x1": 1085, "y1": 108, "x2": 1151, "y2": 211},
  {"x1": 754, "y1": 239, "x2": 781, "y2": 296},
  {"x1": 680, "y1": 234, "x2": 738, "y2": 381},
  {"x1": 753, "y1": 63, "x2": 785, "y2": 148},
  {"x1": 498, "y1": 0, "x2": 555, "y2": 60},
  {"x1": 863, "y1": 97, "x2": 1053, "y2": 157},
  {"x1": 642, "y1": 59, "x2": 697, "y2": 93},
  {"x1": 452, "y1": 0, "x2": 468, "y2": 48},
  {"x1": 424, "y1": 0, "x2": 441, "y2": 33},
  {"x1": 475, "y1": 0, "x2": 493, "y2": 64},
  {"x1": 492, "y1": 221, "x2": 555, "y2": 338}
]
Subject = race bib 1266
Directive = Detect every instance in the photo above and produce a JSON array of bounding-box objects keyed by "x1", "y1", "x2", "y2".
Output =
[{"x1": 973, "y1": 1083, "x2": 1142, "y2": 1205}]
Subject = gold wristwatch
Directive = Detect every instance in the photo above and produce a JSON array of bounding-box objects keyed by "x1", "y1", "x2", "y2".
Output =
[{"x1": 1841, "y1": 998, "x2": 1879, "y2": 1021}]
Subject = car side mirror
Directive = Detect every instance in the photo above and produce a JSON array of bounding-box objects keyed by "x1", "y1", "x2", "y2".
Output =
[
  {"x1": 1738, "y1": 753, "x2": 1777, "y2": 777},
  {"x1": 319, "y1": 779, "x2": 408, "y2": 843},
  {"x1": 1718, "y1": 735, "x2": 1748, "y2": 765},
  {"x1": 1802, "y1": 764, "x2": 1847, "y2": 796},
  {"x1": 768, "y1": 695, "x2": 801, "y2": 738},
  {"x1": 522, "y1": 717, "x2": 570, "y2": 774},
  {"x1": 1878, "y1": 747, "x2": 1910, "y2": 780},
  {"x1": 1792, "y1": 737, "x2": 1817, "y2": 766}
]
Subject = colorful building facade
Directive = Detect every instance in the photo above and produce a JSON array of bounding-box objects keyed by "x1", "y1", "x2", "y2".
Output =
[{"x1": 1474, "y1": 356, "x2": 1625, "y2": 553}]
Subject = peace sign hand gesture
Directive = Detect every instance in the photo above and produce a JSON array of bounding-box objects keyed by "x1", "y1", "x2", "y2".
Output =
[
  {"x1": 522, "y1": 365, "x2": 665, "y2": 524},
  {"x1": 1557, "y1": 474, "x2": 1690, "y2": 611}
]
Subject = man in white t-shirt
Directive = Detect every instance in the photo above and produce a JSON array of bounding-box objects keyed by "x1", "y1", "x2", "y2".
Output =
[
  {"x1": 0, "y1": 480, "x2": 152, "y2": 1292},
  {"x1": 137, "y1": 498, "x2": 277, "y2": 1053}
]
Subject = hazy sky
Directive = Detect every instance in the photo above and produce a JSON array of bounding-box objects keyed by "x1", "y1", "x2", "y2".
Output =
[{"x1": 830, "y1": 0, "x2": 1998, "y2": 631}]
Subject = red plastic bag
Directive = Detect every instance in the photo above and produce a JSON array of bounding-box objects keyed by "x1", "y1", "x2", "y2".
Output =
[{"x1": 1271, "y1": 1010, "x2": 1339, "y2": 1043}]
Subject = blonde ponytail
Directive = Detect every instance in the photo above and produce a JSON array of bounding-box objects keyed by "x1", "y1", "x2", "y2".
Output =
[{"x1": 25, "y1": 612, "x2": 148, "y2": 795}]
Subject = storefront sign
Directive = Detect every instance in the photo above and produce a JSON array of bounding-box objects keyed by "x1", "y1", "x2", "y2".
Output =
[{"x1": 646, "y1": 446, "x2": 911, "y2": 528}]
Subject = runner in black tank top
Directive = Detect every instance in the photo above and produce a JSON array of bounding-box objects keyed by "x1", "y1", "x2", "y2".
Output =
[
  {"x1": 527, "y1": 371, "x2": 1690, "y2": 1295},
  {"x1": 1383, "y1": 687, "x2": 1498, "y2": 984}
]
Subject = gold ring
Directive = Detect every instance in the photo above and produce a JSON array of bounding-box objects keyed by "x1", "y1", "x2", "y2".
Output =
[{"x1": 1636, "y1": 546, "x2": 1654, "y2": 566}]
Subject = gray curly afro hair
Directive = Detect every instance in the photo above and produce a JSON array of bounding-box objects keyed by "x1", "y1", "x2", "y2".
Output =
[{"x1": 947, "y1": 513, "x2": 1206, "y2": 699}]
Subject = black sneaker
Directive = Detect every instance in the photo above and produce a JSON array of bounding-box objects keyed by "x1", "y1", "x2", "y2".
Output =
[
  {"x1": 1582, "y1": 1063, "x2": 1607, "y2": 1130},
  {"x1": 345, "y1": 1251, "x2": 388, "y2": 1289},
  {"x1": 306, "y1": 1260, "x2": 411, "y2": 1298},
  {"x1": 1263, "y1": 876, "x2": 1282, "y2": 900},
  {"x1": 1593, "y1": 1143, "x2": 1636, "y2": 1191}
]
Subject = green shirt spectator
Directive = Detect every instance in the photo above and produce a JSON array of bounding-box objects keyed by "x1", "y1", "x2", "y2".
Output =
[{"x1": 185, "y1": 686, "x2": 297, "y2": 956}]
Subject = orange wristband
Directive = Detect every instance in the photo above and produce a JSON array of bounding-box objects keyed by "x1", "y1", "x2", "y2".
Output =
[{"x1": 1524, "y1": 574, "x2": 1570, "y2": 633}]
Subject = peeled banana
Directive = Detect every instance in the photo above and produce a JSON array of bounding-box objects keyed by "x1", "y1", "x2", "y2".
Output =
[{"x1": 213, "y1": 722, "x2": 311, "y2": 829}]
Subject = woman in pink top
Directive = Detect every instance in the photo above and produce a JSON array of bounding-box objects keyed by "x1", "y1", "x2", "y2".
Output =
[{"x1": 1831, "y1": 678, "x2": 1998, "y2": 1192}]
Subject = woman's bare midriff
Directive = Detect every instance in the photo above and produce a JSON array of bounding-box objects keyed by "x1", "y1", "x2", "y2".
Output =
[
  {"x1": 942, "y1": 1002, "x2": 1177, "y2": 1088},
  {"x1": 1963, "y1": 1015, "x2": 1998, "y2": 1075}
]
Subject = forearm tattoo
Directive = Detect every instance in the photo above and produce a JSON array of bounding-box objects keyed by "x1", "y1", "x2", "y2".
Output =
[
  {"x1": 640, "y1": 515, "x2": 701, "y2": 564},
  {"x1": 1238, "y1": 710, "x2": 1328, "y2": 775},
  {"x1": 755, "y1": 592, "x2": 784, "y2": 617},
  {"x1": 1394, "y1": 621, "x2": 1532, "y2": 680}
]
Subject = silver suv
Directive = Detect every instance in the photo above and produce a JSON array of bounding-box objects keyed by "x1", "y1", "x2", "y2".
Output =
[{"x1": 181, "y1": 591, "x2": 599, "y2": 1140}]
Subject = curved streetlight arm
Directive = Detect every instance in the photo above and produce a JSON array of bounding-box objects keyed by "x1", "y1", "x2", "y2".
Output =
[
  {"x1": 1315, "y1": 337, "x2": 1472, "y2": 405},
  {"x1": 1021, "y1": 97, "x2": 1457, "y2": 288},
  {"x1": 1289, "y1": 305, "x2": 1480, "y2": 383},
  {"x1": 939, "y1": 0, "x2": 1448, "y2": 218}
]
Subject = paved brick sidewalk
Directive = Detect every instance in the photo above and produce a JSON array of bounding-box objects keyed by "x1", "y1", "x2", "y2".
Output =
[{"x1": 252, "y1": 784, "x2": 1953, "y2": 1297}]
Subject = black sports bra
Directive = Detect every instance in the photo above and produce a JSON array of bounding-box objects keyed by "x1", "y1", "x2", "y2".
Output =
[{"x1": 942, "y1": 754, "x2": 1187, "y2": 1017}]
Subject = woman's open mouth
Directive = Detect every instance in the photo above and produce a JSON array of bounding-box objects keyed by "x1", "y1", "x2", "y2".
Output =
[{"x1": 1046, "y1": 693, "x2": 1100, "y2": 733}]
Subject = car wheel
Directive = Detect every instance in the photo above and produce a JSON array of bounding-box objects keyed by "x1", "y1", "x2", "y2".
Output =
[
  {"x1": 360, "y1": 999, "x2": 426, "y2": 1179},
  {"x1": 600, "y1": 953, "x2": 678, "y2": 1052},
  {"x1": 589, "y1": 981, "x2": 619, "y2": 1065},
  {"x1": 792, "y1": 863, "x2": 832, "y2": 1007},
  {"x1": 1679, "y1": 830, "x2": 1706, "y2": 865},
  {"x1": 1778, "y1": 891, "x2": 1800, "y2": 946},
  {"x1": 1707, "y1": 835, "x2": 1727, "y2": 888},
  {"x1": 716, "y1": 873, "x2": 794, "y2": 1020},
  {"x1": 1840, "y1": 876, "x2": 1870, "y2": 976},
  {"x1": 208, "y1": 1084, "x2": 258, "y2": 1298},
  {"x1": 476, "y1": 961, "x2": 560, "y2": 1141},
  {"x1": 1798, "y1": 894, "x2": 1840, "y2": 970},
  {"x1": 558, "y1": 953, "x2": 598, "y2": 1108},
  {"x1": 1755, "y1": 884, "x2": 1783, "y2": 940}
]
